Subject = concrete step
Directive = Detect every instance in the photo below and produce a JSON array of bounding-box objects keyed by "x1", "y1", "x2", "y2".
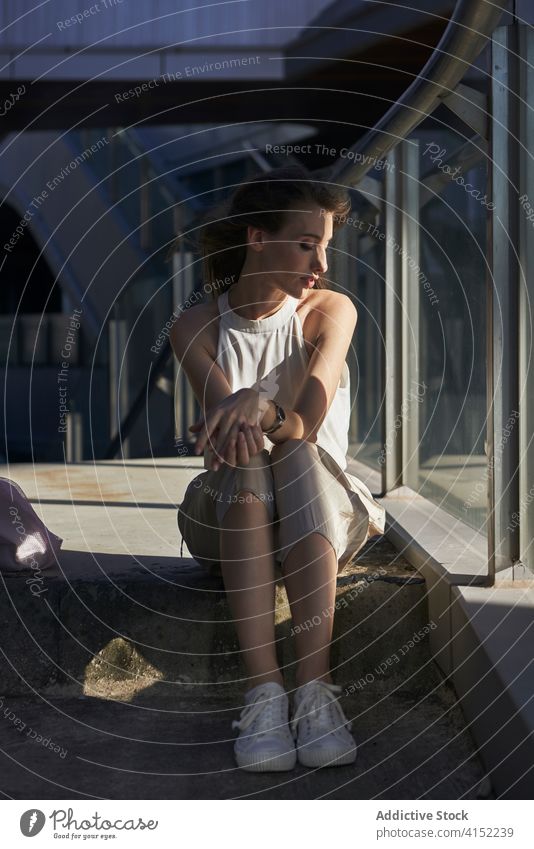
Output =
[
  {"x1": 0, "y1": 538, "x2": 491, "y2": 799},
  {"x1": 0, "y1": 458, "x2": 492, "y2": 798},
  {"x1": 2, "y1": 536, "x2": 430, "y2": 699},
  {"x1": 0, "y1": 458, "x2": 428, "y2": 699}
]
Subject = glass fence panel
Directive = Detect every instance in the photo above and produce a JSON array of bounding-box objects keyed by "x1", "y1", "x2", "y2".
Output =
[{"x1": 406, "y1": 125, "x2": 488, "y2": 532}]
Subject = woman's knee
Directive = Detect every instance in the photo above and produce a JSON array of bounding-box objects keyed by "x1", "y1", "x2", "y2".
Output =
[
  {"x1": 219, "y1": 488, "x2": 277, "y2": 536},
  {"x1": 270, "y1": 437, "x2": 313, "y2": 455},
  {"x1": 243, "y1": 447, "x2": 272, "y2": 469},
  {"x1": 233, "y1": 449, "x2": 274, "y2": 497},
  {"x1": 270, "y1": 439, "x2": 320, "y2": 488},
  {"x1": 279, "y1": 529, "x2": 338, "y2": 570},
  {"x1": 227, "y1": 488, "x2": 271, "y2": 510},
  {"x1": 217, "y1": 451, "x2": 276, "y2": 526},
  {"x1": 270, "y1": 438, "x2": 318, "y2": 466}
]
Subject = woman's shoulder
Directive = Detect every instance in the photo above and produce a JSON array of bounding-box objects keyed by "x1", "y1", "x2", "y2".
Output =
[
  {"x1": 170, "y1": 297, "x2": 220, "y2": 358},
  {"x1": 313, "y1": 288, "x2": 354, "y2": 308},
  {"x1": 299, "y1": 288, "x2": 356, "y2": 336},
  {"x1": 301, "y1": 287, "x2": 353, "y2": 312},
  {"x1": 183, "y1": 297, "x2": 219, "y2": 321}
]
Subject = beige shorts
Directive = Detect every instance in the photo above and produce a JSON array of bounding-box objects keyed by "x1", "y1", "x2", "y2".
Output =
[{"x1": 177, "y1": 439, "x2": 385, "y2": 572}]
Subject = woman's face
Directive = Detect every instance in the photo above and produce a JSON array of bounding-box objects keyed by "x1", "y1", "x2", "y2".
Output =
[{"x1": 251, "y1": 204, "x2": 333, "y2": 297}]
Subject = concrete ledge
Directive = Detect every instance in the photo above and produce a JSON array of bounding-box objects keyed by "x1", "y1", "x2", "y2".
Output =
[
  {"x1": 381, "y1": 490, "x2": 488, "y2": 585},
  {"x1": 450, "y1": 585, "x2": 534, "y2": 799},
  {"x1": 369, "y1": 472, "x2": 534, "y2": 799},
  {"x1": 378, "y1": 487, "x2": 488, "y2": 677},
  {"x1": 346, "y1": 455, "x2": 382, "y2": 496}
]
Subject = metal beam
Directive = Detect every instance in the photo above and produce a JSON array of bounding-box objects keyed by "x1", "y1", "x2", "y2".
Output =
[
  {"x1": 352, "y1": 175, "x2": 383, "y2": 211},
  {"x1": 419, "y1": 135, "x2": 487, "y2": 208},
  {"x1": 439, "y1": 82, "x2": 489, "y2": 139},
  {"x1": 326, "y1": 0, "x2": 507, "y2": 187}
]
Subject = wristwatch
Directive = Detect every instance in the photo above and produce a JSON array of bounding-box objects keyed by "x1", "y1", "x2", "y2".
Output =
[{"x1": 263, "y1": 401, "x2": 286, "y2": 435}]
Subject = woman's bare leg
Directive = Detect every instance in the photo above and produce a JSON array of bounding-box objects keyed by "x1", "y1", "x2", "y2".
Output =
[
  {"x1": 219, "y1": 490, "x2": 283, "y2": 690},
  {"x1": 281, "y1": 532, "x2": 338, "y2": 688}
]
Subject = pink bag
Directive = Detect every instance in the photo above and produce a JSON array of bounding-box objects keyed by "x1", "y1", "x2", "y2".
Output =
[{"x1": 0, "y1": 477, "x2": 63, "y2": 576}]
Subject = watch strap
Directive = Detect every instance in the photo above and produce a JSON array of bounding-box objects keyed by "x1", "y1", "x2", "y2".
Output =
[{"x1": 263, "y1": 402, "x2": 285, "y2": 435}]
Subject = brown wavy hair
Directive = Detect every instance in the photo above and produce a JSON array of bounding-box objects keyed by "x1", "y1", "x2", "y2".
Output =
[{"x1": 172, "y1": 165, "x2": 351, "y2": 300}]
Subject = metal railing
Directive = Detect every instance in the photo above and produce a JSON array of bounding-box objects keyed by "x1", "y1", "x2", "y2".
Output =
[{"x1": 324, "y1": 0, "x2": 507, "y2": 187}]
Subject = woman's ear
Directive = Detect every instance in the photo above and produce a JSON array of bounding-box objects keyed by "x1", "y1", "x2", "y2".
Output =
[{"x1": 247, "y1": 224, "x2": 265, "y2": 252}]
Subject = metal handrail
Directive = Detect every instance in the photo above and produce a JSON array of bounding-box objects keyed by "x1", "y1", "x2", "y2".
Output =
[{"x1": 325, "y1": 0, "x2": 508, "y2": 186}]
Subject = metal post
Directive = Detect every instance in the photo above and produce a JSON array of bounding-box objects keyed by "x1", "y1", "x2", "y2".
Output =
[
  {"x1": 172, "y1": 247, "x2": 197, "y2": 442},
  {"x1": 400, "y1": 139, "x2": 421, "y2": 486},
  {"x1": 383, "y1": 147, "x2": 403, "y2": 493},
  {"x1": 172, "y1": 247, "x2": 184, "y2": 443},
  {"x1": 65, "y1": 410, "x2": 83, "y2": 462},
  {"x1": 108, "y1": 317, "x2": 129, "y2": 458},
  {"x1": 488, "y1": 25, "x2": 521, "y2": 579},
  {"x1": 518, "y1": 24, "x2": 534, "y2": 578},
  {"x1": 140, "y1": 156, "x2": 151, "y2": 251},
  {"x1": 341, "y1": 223, "x2": 359, "y2": 446}
]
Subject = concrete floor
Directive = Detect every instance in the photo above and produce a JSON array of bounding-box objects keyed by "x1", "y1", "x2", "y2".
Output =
[{"x1": 0, "y1": 685, "x2": 492, "y2": 800}]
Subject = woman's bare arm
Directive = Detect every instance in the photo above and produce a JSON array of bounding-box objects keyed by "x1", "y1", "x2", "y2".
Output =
[
  {"x1": 170, "y1": 303, "x2": 234, "y2": 414},
  {"x1": 267, "y1": 291, "x2": 357, "y2": 445},
  {"x1": 170, "y1": 304, "x2": 264, "y2": 468}
]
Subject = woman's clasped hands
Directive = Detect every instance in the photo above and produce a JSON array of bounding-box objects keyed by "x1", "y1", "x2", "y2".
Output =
[{"x1": 189, "y1": 388, "x2": 267, "y2": 471}]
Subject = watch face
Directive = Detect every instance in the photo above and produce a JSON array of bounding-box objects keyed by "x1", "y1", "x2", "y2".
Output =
[{"x1": 266, "y1": 403, "x2": 285, "y2": 434}]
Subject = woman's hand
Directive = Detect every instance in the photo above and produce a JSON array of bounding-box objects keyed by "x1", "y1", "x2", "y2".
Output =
[
  {"x1": 205, "y1": 422, "x2": 264, "y2": 470},
  {"x1": 189, "y1": 388, "x2": 265, "y2": 470}
]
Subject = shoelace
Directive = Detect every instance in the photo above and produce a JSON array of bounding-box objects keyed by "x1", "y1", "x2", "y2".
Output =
[
  {"x1": 232, "y1": 689, "x2": 289, "y2": 741},
  {"x1": 290, "y1": 680, "x2": 353, "y2": 739}
]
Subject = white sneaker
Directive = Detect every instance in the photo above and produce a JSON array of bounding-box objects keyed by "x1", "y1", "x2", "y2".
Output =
[
  {"x1": 291, "y1": 679, "x2": 357, "y2": 768},
  {"x1": 232, "y1": 681, "x2": 297, "y2": 772}
]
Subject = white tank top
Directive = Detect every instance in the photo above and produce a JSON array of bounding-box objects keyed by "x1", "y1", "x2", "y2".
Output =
[{"x1": 213, "y1": 288, "x2": 351, "y2": 471}]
